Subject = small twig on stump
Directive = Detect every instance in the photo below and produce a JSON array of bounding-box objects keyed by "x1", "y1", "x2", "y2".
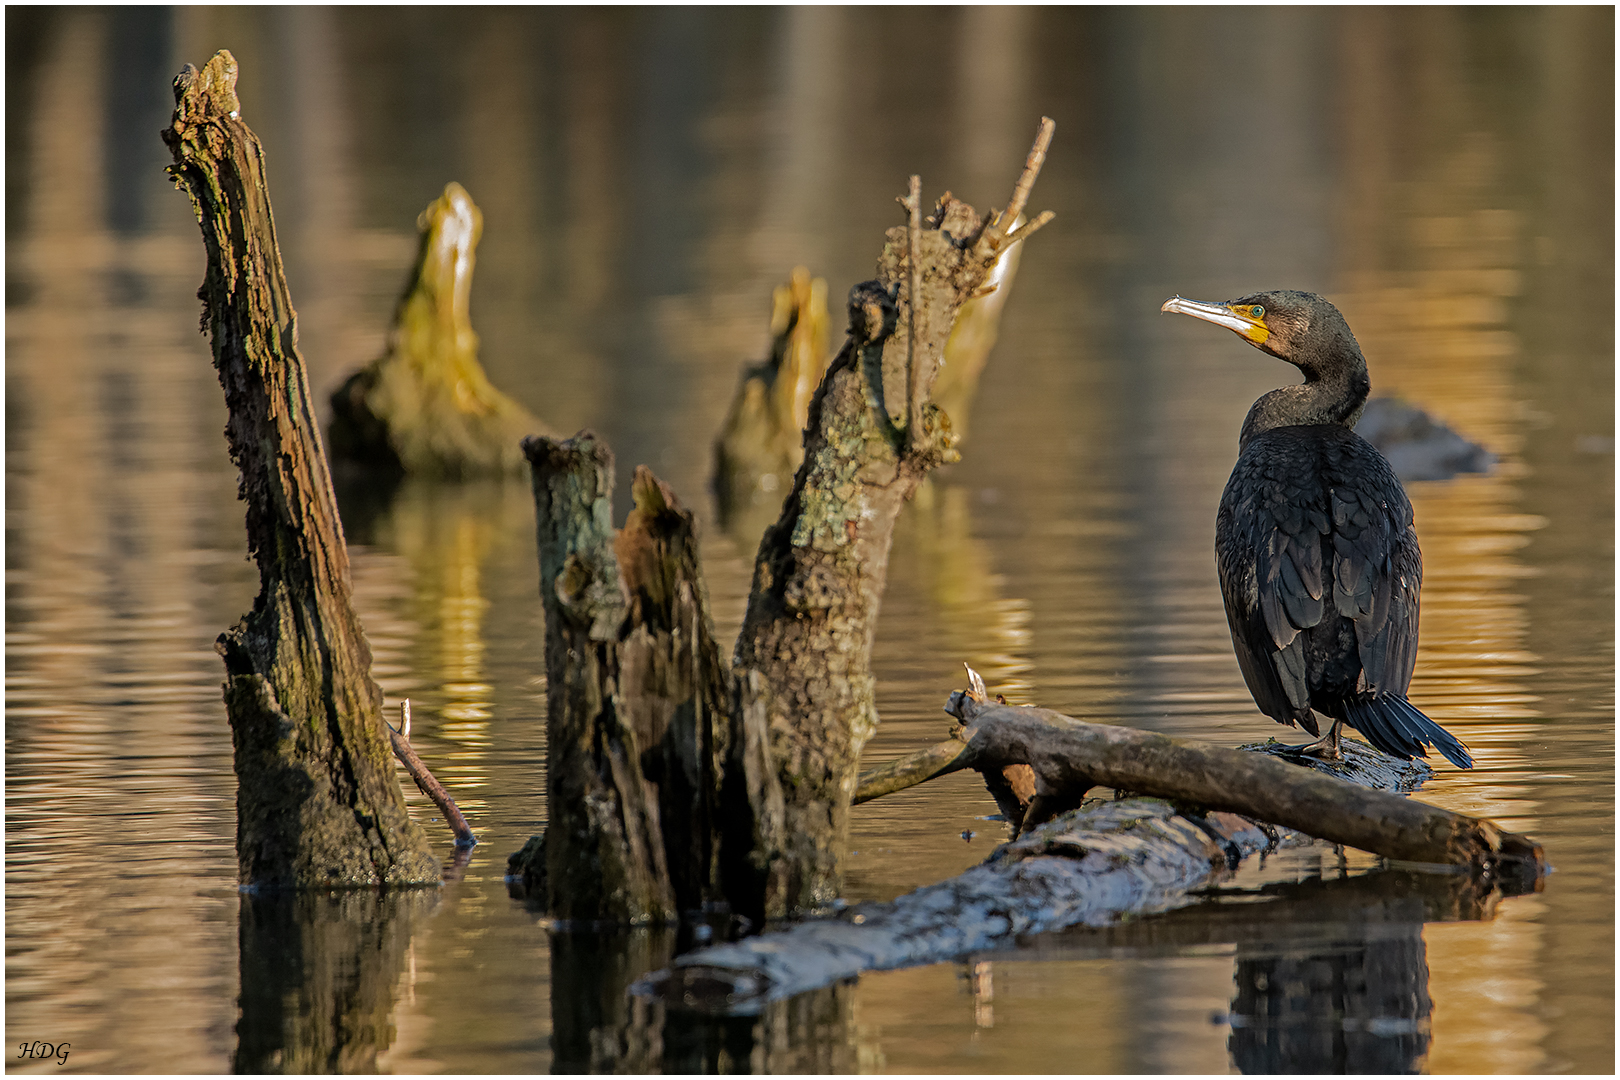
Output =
[
  {"x1": 388, "y1": 700, "x2": 477, "y2": 849},
  {"x1": 905, "y1": 173, "x2": 925, "y2": 442},
  {"x1": 978, "y1": 117, "x2": 1057, "y2": 260}
]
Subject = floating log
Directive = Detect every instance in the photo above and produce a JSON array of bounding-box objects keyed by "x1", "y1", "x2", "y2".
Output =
[
  {"x1": 328, "y1": 182, "x2": 546, "y2": 478},
  {"x1": 635, "y1": 688, "x2": 1544, "y2": 1011},
  {"x1": 163, "y1": 50, "x2": 438, "y2": 887}
]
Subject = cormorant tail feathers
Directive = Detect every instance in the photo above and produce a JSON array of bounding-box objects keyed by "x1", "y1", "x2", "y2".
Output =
[{"x1": 1344, "y1": 695, "x2": 1473, "y2": 770}]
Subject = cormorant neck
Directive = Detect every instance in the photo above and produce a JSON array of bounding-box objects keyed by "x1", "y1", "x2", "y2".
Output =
[{"x1": 1238, "y1": 361, "x2": 1370, "y2": 450}]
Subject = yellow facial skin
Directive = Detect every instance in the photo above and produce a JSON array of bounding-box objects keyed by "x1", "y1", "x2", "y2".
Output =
[{"x1": 1160, "y1": 296, "x2": 1270, "y2": 348}]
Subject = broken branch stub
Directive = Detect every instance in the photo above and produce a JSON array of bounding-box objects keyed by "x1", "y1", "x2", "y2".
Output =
[
  {"x1": 163, "y1": 51, "x2": 438, "y2": 886},
  {"x1": 726, "y1": 119, "x2": 1057, "y2": 920}
]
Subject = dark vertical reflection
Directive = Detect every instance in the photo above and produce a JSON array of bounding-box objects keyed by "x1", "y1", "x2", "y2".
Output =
[
  {"x1": 235, "y1": 889, "x2": 439, "y2": 1073},
  {"x1": 547, "y1": 928, "x2": 676, "y2": 1073},
  {"x1": 1229, "y1": 931, "x2": 1431, "y2": 1073},
  {"x1": 547, "y1": 928, "x2": 861, "y2": 1073}
]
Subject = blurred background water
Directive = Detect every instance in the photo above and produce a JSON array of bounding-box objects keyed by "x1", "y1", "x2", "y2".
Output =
[{"x1": 5, "y1": 6, "x2": 1612, "y2": 1073}]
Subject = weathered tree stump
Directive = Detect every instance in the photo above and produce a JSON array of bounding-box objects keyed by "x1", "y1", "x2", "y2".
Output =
[
  {"x1": 163, "y1": 50, "x2": 438, "y2": 887},
  {"x1": 518, "y1": 121, "x2": 1058, "y2": 927},
  {"x1": 725, "y1": 126, "x2": 1057, "y2": 921},
  {"x1": 518, "y1": 434, "x2": 731, "y2": 923},
  {"x1": 328, "y1": 181, "x2": 546, "y2": 478}
]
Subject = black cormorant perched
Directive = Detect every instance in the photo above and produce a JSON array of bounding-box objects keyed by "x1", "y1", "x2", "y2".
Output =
[{"x1": 1161, "y1": 290, "x2": 1472, "y2": 769}]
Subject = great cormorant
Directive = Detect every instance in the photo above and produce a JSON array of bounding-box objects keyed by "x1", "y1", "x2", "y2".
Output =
[{"x1": 1161, "y1": 290, "x2": 1472, "y2": 770}]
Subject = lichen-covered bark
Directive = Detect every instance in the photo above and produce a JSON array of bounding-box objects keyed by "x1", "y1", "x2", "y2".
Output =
[
  {"x1": 728, "y1": 149, "x2": 1054, "y2": 919},
  {"x1": 328, "y1": 182, "x2": 545, "y2": 477},
  {"x1": 163, "y1": 50, "x2": 437, "y2": 887}
]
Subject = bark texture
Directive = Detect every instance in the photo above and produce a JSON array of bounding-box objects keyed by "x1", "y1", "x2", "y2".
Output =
[
  {"x1": 328, "y1": 182, "x2": 545, "y2": 477},
  {"x1": 522, "y1": 434, "x2": 731, "y2": 923},
  {"x1": 727, "y1": 124, "x2": 1056, "y2": 920},
  {"x1": 163, "y1": 50, "x2": 438, "y2": 887}
]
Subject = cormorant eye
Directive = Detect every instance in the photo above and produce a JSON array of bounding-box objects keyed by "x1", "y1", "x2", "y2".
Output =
[{"x1": 1250, "y1": 305, "x2": 1265, "y2": 319}]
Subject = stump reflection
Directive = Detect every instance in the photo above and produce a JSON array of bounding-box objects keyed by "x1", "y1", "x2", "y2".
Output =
[{"x1": 234, "y1": 889, "x2": 439, "y2": 1073}]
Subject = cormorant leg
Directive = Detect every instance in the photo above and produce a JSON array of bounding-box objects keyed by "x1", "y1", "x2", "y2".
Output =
[{"x1": 1295, "y1": 716, "x2": 1344, "y2": 761}]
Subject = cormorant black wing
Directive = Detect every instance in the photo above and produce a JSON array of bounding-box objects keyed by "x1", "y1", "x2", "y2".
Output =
[
  {"x1": 1322, "y1": 430, "x2": 1421, "y2": 696},
  {"x1": 1217, "y1": 426, "x2": 1420, "y2": 724}
]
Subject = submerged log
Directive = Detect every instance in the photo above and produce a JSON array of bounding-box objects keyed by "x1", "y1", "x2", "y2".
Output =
[
  {"x1": 1355, "y1": 396, "x2": 1494, "y2": 482},
  {"x1": 328, "y1": 182, "x2": 545, "y2": 478},
  {"x1": 163, "y1": 51, "x2": 438, "y2": 887},
  {"x1": 726, "y1": 122, "x2": 1057, "y2": 921}
]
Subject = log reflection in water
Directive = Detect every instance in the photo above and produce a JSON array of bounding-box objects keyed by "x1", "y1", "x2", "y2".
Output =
[
  {"x1": 234, "y1": 889, "x2": 439, "y2": 1073},
  {"x1": 990, "y1": 865, "x2": 1522, "y2": 1074}
]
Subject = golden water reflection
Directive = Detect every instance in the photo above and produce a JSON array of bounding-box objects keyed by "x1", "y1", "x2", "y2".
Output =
[{"x1": 4, "y1": 5, "x2": 1609, "y2": 1073}]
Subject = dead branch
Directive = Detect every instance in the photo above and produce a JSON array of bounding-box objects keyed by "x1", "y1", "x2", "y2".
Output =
[{"x1": 387, "y1": 700, "x2": 477, "y2": 848}]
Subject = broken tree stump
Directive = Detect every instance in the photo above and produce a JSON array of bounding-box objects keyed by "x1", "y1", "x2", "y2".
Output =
[
  {"x1": 725, "y1": 121, "x2": 1057, "y2": 921},
  {"x1": 163, "y1": 50, "x2": 438, "y2": 887},
  {"x1": 518, "y1": 434, "x2": 732, "y2": 923},
  {"x1": 328, "y1": 181, "x2": 546, "y2": 478}
]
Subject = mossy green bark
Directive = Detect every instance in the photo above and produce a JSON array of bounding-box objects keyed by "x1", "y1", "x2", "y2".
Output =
[
  {"x1": 164, "y1": 51, "x2": 438, "y2": 887},
  {"x1": 329, "y1": 182, "x2": 545, "y2": 477}
]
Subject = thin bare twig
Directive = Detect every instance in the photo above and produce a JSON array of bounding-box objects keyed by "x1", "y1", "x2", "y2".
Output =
[
  {"x1": 905, "y1": 173, "x2": 925, "y2": 441},
  {"x1": 388, "y1": 699, "x2": 478, "y2": 848},
  {"x1": 1003, "y1": 116, "x2": 1054, "y2": 230},
  {"x1": 1006, "y1": 208, "x2": 1056, "y2": 244},
  {"x1": 979, "y1": 117, "x2": 1056, "y2": 260}
]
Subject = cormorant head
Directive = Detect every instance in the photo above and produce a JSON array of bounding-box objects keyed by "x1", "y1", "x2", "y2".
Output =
[{"x1": 1160, "y1": 290, "x2": 1362, "y2": 379}]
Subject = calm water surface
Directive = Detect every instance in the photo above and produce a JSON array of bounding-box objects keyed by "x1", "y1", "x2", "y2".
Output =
[{"x1": 6, "y1": 7, "x2": 1612, "y2": 1073}]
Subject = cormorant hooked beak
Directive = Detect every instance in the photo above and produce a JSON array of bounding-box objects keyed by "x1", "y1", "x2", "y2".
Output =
[{"x1": 1161, "y1": 295, "x2": 1271, "y2": 349}]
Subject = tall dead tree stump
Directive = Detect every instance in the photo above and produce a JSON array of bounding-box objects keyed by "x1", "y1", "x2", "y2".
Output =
[
  {"x1": 521, "y1": 123, "x2": 1058, "y2": 925},
  {"x1": 726, "y1": 137, "x2": 1056, "y2": 919},
  {"x1": 164, "y1": 50, "x2": 438, "y2": 887}
]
